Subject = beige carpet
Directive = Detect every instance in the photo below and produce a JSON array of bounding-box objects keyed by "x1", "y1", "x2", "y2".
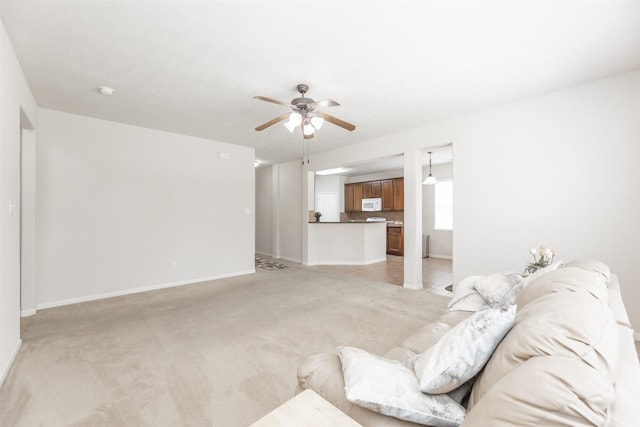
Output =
[{"x1": 0, "y1": 260, "x2": 448, "y2": 426}]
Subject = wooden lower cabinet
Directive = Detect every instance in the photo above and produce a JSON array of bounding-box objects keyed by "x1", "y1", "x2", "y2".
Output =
[{"x1": 386, "y1": 226, "x2": 404, "y2": 256}]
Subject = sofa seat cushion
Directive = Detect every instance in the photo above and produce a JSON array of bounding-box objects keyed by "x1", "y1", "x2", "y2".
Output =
[{"x1": 461, "y1": 356, "x2": 615, "y2": 426}]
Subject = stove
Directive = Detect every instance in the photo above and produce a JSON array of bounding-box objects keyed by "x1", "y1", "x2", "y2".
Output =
[{"x1": 365, "y1": 217, "x2": 387, "y2": 222}]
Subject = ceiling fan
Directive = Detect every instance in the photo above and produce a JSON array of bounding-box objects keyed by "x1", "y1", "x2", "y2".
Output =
[{"x1": 254, "y1": 84, "x2": 356, "y2": 139}]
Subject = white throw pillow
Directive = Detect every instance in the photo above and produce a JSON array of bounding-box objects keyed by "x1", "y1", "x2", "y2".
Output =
[
  {"x1": 473, "y1": 273, "x2": 522, "y2": 308},
  {"x1": 447, "y1": 275, "x2": 490, "y2": 312},
  {"x1": 414, "y1": 305, "x2": 516, "y2": 394},
  {"x1": 338, "y1": 346, "x2": 466, "y2": 427}
]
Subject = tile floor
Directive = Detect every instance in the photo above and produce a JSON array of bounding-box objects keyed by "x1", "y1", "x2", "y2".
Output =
[{"x1": 314, "y1": 256, "x2": 453, "y2": 296}]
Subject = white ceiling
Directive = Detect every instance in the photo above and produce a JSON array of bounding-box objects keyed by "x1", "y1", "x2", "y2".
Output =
[{"x1": 2, "y1": 1, "x2": 640, "y2": 168}]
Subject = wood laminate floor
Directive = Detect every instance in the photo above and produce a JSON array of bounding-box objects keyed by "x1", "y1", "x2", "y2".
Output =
[{"x1": 314, "y1": 256, "x2": 453, "y2": 296}]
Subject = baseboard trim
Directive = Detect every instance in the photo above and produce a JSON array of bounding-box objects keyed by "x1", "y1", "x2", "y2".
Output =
[
  {"x1": 305, "y1": 257, "x2": 387, "y2": 266},
  {"x1": 1, "y1": 339, "x2": 22, "y2": 389},
  {"x1": 20, "y1": 309, "x2": 36, "y2": 317},
  {"x1": 255, "y1": 251, "x2": 273, "y2": 258},
  {"x1": 275, "y1": 256, "x2": 301, "y2": 264},
  {"x1": 36, "y1": 269, "x2": 255, "y2": 311},
  {"x1": 403, "y1": 282, "x2": 424, "y2": 290},
  {"x1": 426, "y1": 254, "x2": 453, "y2": 260}
]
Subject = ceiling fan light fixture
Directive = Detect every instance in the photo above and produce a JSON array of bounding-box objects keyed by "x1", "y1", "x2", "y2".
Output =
[
  {"x1": 255, "y1": 84, "x2": 355, "y2": 138},
  {"x1": 310, "y1": 116, "x2": 324, "y2": 130},
  {"x1": 303, "y1": 123, "x2": 315, "y2": 136},
  {"x1": 284, "y1": 112, "x2": 302, "y2": 133},
  {"x1": 284, "y1": 120, "x2": 297, "y2": 133}
]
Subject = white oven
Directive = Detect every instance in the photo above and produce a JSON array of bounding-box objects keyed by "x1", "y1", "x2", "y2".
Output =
[{"x1": 362, "y1": 198, "x2": 382, "y2": 212}]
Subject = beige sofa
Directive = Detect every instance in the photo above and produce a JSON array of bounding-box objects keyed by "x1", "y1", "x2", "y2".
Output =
[{"x1": 297, "y1": 259, "x2": 640, "y2": 426}]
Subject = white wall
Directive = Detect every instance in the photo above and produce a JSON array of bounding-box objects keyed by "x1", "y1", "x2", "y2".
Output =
[
  {"x1": 271, "y1": 160, "x2": 302, "y2": 263},
  {"x1": 345, "y1": 169, "x2": 405, "y2": 184},
  {"x1": 0, "y1": 19, "x2": 37, "y2": 386},
  {"x1": 305, "y1": 69, "x2": 640, "y2": 331},
  {"x1": 36, "y1": 109, "x2": 255, "y2": 308},
  {"x1": 422, "y1": 163, "x2": 453, "y2": 259},
  {"x1": 255, "y1": 166, "x2": 273, "y2": 256}
]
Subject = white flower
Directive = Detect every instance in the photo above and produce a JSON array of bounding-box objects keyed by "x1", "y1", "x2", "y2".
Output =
[
  {"x1": 530, "y1": 248, "x2": 537, "y2": 255},
  {"x1": 544, "y1": 248, "x2": 553, "y2": 259}
]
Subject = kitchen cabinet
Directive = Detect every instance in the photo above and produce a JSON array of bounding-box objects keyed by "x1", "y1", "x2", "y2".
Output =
[
  {"x1": 345, "y1": 183, "x2": 364, "y2": 212},
  {"x1": 353, "y1": 184, "x2": 363, "y2": 211},
  {"x1": 387, "y1": 226, "x2": 404, "y2": 256},
  {"x1": 381, "y1": 180, "x2": 393, "y2": 211},
  {"x1": 393, "y1": 178, "x2": 404, "y2": 211},
  {"x1": 363, "y1": 180, "x2": 381, "y2": 198},
  {"x1": 345, "y1": 178, "x2": 402, "y2": 212},
  {"x1": 344, "y1": 184, "x2": 354, "y2": 212}
]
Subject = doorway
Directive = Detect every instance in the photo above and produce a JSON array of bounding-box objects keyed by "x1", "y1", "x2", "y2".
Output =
[{"x1": 20, "y1": 111, "x2": 37, "y2": 320}]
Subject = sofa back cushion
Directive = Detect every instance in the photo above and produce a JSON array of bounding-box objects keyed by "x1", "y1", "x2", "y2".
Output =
[
  {"x1": 466, "y1": 262, "x2": 619, "y2": 425},
  {"x1": 461, "y1": 356, "x2": 614, "y2": 426},
  {"x1": 515, "y1": 261, "x2": 609, "y2": 308}
]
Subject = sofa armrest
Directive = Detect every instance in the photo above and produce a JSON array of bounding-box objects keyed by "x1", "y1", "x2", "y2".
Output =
[{"x1": 296, "y1": 352, "x2": 354, "y2": 414}]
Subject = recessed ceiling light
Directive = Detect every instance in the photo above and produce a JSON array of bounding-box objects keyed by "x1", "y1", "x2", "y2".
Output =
[
  {"x1": 315, "y1": 167, "x2": 351, "y2": 176},
  {"x1": 99, "y1": 86, "x2": 114, "y2": 95}
]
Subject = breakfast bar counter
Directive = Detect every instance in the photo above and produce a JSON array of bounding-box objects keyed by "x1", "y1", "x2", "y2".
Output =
[{"x1": 306, "y1": 222, "x2": 386, "y2": 266}]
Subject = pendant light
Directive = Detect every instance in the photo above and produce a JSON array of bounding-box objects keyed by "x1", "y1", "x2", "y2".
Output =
[{"x1": 423, "y1": 151, "x2": 438, "y2": 185}]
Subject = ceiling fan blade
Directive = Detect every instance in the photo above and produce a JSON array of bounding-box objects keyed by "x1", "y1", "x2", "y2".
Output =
[
  {"x1": 254, "y1": 96, "x2": 293, "y2": 108},
  {"x1": 307, "y1": 99, "x2": 340, "y2": 110},
  {"x1": 316, "y1": 111, "x2": 356, "y2": 132},
  {"x1": 255, "y1": 113, "x2": 290, "y2": 131}
]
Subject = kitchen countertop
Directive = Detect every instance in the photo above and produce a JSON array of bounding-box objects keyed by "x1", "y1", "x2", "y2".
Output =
[{"x1": 309, "y1": 221, "x2": 404, "y2": 227}]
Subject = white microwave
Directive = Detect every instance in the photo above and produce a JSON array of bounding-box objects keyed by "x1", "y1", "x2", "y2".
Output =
[{"x1": 362, "y1": 198, "x2": 382, "y2": 211}]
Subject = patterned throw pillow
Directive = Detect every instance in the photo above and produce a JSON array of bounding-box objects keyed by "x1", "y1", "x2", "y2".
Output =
[
  {"x1": 413, "y1": 305, "x2": 516, "y2": 394},
  {"x1": 338, "y1": 346, "x2": 465, "y2": 427}
]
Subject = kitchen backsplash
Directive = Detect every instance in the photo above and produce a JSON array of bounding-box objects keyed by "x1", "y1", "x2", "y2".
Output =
[{"x1": 340, "y1": 211, "x2": 404, "y2": 223}]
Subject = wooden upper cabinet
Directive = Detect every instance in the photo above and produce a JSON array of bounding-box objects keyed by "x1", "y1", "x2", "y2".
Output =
[
  {"x1": 370, "y1": 181, "x2": 381, "y2": 197},
  {"x1": 362, "y1": 180, "x2": 382, "y2": 198},
  {"x1": 362, "y1": 181, "x2": 372, "y2": 198},
  {"x1": 393, "y1": 178, "x2": 404, "y2": 211},
  {"x1": 346, "y1": 178, "x2": 401, "y2": 212},
  {"x1": 344, "y1": 183, "x2": 354, "y2": 212},
  {"x1": 381, "y1": 179, "x2": 394, "y2": 211},
  {"x1": 353, "y1": 183, "x2": 364, "y2": 211}
]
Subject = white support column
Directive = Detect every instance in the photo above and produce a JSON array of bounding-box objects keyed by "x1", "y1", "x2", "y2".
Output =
[
  {"x1": 301, "y1": 168, "x2": 313, "y2": 265},
  {"x1": 271, "y1": 164, "x2": 280, "y2": 258},
  {"x1": 403, "y1": 149, "x2": 423, "y2": 290}
]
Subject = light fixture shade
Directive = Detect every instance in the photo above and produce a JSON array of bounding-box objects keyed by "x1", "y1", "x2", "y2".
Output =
[
  {"x1": 303, "y1": 123, "x2": 315, "y2": 136},
  {"x1": 284, "y1": 112, "x2": 302, "y2": 133},
  {"x1": 310, "y1": 116, "x2": 324, "y2": 130},
  {"x1": 423, "y1": 175, "x2": 438, "y2": 185}
]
